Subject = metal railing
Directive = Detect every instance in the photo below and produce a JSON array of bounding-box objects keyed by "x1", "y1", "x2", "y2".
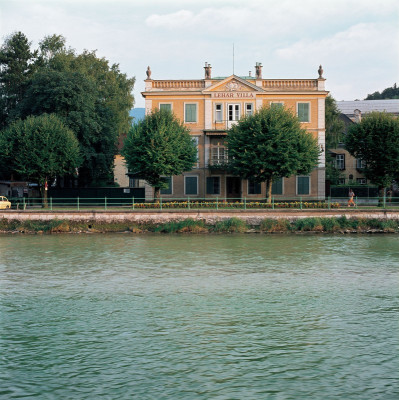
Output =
[{"x1": 5, "y1": 196, "x2": 399, "y2": 211}]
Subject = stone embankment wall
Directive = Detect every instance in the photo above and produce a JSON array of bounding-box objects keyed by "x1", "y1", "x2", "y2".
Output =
[{"x1": 1, "y1": 209, "x2": 399, "y2": 225}]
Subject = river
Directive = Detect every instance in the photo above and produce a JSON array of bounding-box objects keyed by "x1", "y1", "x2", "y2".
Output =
[{"x1": 0, "y1": 234, "x2": 398, "y2": 399}]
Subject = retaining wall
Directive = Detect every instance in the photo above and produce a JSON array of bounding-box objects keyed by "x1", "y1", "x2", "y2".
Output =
[{"x1": 1, "y1": 209, "x2": 399, "y2": 225}]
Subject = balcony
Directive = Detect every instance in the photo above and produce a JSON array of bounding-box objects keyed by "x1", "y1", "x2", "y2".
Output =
[{"x1": 209, "y1": 149, "x2": 229, "y2": 170}]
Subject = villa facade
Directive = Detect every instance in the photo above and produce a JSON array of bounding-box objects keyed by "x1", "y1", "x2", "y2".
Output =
[{"x1": 138, "y1": 63, "x2": 328, "y2": 200}]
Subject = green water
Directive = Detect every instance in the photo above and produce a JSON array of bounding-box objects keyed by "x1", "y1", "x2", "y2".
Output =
[{"x1": 0, "y1": 234, "x2": 398, "y2": 399}]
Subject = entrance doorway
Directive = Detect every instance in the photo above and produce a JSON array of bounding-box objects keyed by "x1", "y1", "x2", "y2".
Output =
[{"x1": 226, "y1": 177, "x2": 241, "y2": 200}]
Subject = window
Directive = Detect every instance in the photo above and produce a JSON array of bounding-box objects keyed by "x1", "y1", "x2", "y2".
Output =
[
  {"x1": 248, "y1": 179, "x2": 261, "y2": 195},
  {"x1": 338, "y1": 178, "x2": 346, "y2": 185},
  {"x1": 297, "y1": 103, "x2": 310, "y2": 122},
  {"x1": 160, "y1": 177, "x2": 172, "y2": 195},
  {"x1": 185, "y1": 176, "x2": 198, "y2": 195},
  {"x1": 211, "y1": 144, "x2": 227, "y2": 164},
  {"x1": 206, "y1": 177, "x2": 220, "y2": 195},
  {"x1": 129, "y1": 178, "x2": 141, "y2": 188},
  {"x1": 215, "y1": 104, "x2": 223, "y2": 122},
  {"x1": 245, "y1": 103, "x2": 254, "y2": 116},
  {"x1": 159, "y1": 103, "x2": 172, "y2": 112},
  {"x1": 228, "y1": 104, "x2": 240, "y2": 121},
  {"x1": 357, "y1": 178, "x2": 367, "y2": 185},
  {"x1": 335, "y1": 154, "x2": 345, "y2": 170},
  {"x1": 356, "y1": 159, "x2": 365, "y2": 169},
  {"x1": 272, "y1": 178, "x2": 283, "y2": 195},
  {"x1": 185, "y1": 104, "x2": 197, "y2": 122},
  {"x1": 270, "y1": 102, "x2": 284, "y2": 109},
  {"x1": 297, "y1": 176, "x2": 310, "y2": 195}
]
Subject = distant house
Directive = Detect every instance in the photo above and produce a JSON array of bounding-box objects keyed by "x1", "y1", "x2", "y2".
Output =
[{"x1": 328, "y1": 100, "x2": 399, "y2": 186}]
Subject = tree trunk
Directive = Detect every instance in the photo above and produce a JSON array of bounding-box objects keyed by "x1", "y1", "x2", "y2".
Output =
[
  {"x1": 378, "y1": 185, "x2": 385, "y2": 207},
  {"x1": 154, "y1": 187, "x2": 160, "y2": 203},
  {"x1": 41, "y1": 179, "x2": 48, "y2": 208},
  {"x1": 265, "y1": 178, "x2": 272, "y2": 203}
]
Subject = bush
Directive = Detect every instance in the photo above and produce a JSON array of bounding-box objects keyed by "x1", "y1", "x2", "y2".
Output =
[
  {"x1": 213, "y1": 218, "x2": 248, "y2": 233},
  {"x1": 260, "y1": 219, "x2": 291, "y2": 232}
]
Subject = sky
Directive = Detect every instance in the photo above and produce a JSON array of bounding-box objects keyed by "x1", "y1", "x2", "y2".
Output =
[{"x1": 1, "y1": 0, "x2": 398, "y2": 108}]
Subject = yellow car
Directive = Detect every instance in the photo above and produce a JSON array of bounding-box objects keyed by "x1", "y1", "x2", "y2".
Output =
[{"x1": 0, "y1": 196, "x2": 11, "y2": 209}]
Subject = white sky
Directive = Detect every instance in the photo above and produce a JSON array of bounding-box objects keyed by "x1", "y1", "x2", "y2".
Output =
[{"x1": 1, "y1": 0, "x2": 398, "y2": 107}]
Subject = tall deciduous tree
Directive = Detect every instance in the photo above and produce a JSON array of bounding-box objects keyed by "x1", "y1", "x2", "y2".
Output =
[
  {"x1": 227, "y1": 106, "x2": 320, "y2": 201},
  {"x1": 345, "y1": 112, "x2": 399, "y2": 197},
  {"x1": 122, "y1": 109, "x2": 197, "y2": 200},
  {"x1": 0, "y1": 32, "x2": 135, "y2": 187},
  {"x1": 325, "y1": 95, "x2": 345, "y2": 184},
  {"x1": 325, "y1": 95, "x2": 345, "y2": 149},
  {"x1": 0, "y1": 32, "x2": 38, "y2": 127},
  {"x1": 0, "y1": 114, "x2": 80, "y2": 207}
]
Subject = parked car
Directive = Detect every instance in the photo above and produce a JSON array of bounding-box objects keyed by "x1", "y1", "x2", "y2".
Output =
[{"x1": 0, "y1": 196, "x2": 11, "y2": 209}]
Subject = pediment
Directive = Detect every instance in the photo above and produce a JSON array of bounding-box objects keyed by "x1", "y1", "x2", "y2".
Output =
[{"x1": 203, "y1": 75, "x2": 264, "y2": 93}]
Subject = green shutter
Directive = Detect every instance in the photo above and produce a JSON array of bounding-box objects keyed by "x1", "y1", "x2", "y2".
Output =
[
  {"x1": 297, "y1": 176, "x2": 310, "y2": 195},
  {"x1": 206, "y1": 177, "x2": 213, "y2": 194},
  {"x1": 298, "y1": 103, "x2": 309, "y2": 122},
  {"x1": 185, "y1": 104, "x2": 197, "y2": 122},
  {"x1": 207, "y1": 177, "x2": 220, "y2": 195},
  {"x1": 159, "y1": 104, "x2": 171, "y2": 112},
  {"x1": 160, "y1": 177, "x2": 172, "y2": 195},
  {"x1": 185, "y1": 176, "x2": 198, "y2": 195},
  {"x1": 248, "y1": 180, "x2": 261, "y2": 194},
  {"x1": 272, "y1": 178, "x2": 283, "y2": 195}
]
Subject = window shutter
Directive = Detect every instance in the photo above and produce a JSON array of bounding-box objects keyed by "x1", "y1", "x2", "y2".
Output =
[
  {"x1": 297, "y1": 176, "x2": 309, "y2": 195},
  {"x1": 272, "y1": 178, "x2": 283, "y2": 195},
  {"x1": 185, "y1": 176, "x2": 198, "y2": 195},
  {"x1": 159, "y1": 104, "x2": 171, "y2": 112},
  {"x1": 206, "y1": 177, "x2": 213, "y2": 194}
]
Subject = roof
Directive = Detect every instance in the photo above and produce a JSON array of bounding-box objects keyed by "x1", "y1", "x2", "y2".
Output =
[{"x1": 336, "y1": 100, "x2": 399, "y2": 115}]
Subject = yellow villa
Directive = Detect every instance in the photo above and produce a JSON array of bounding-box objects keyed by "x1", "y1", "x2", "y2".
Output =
[{"x1": 136, "y1": 62, "x2": 328, "y2": 200}]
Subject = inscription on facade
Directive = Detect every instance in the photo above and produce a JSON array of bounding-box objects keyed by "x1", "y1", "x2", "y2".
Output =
[{"x1": 211, "y1": 92, "x2": 256, "y2": 99}]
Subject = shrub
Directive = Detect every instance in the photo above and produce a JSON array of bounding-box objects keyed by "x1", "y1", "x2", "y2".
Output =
[{"x1": 213, "y1": 218, "x2": 248, "y2": 233}]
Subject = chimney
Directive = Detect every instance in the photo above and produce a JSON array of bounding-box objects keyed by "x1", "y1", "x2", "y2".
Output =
[
  {"x1": 204, "y1": 62, "x2": 212, "y2": 80},
  {"x1": 255, "y1": 62, "x2": 262, "y2": 79},
  {"x1": 354, "y1": 109, "x2": 362, "y2": 123}
]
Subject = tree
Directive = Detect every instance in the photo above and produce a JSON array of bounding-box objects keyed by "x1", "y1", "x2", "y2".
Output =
[
  {"x1": 365, "y1": 83, "x2": 399, "y2": 100},
  {"x1": 0, "y1": 32, "x2": 38, "y2": 128},
  {"x1": 345, "y1": 112, "x2": 399, "y2": 198},
  {"x1": 227, "y1": 106, "x2": 320, "y2": 201},
  {"x1": 122, "y1": 109, "x2": 197, "y2": 200},
  {"x1": 0, "y1": 114, "x2": 80, "y2": 207},
  {"x1": 0, "y1": 32, "x2": 135, "y2": 187},
  {"x1": 325, "y1": 95, "x2": 345, "y2": 149},
  {"x1": 325, "y1": 95, "x2": 345, "y2": 184}
]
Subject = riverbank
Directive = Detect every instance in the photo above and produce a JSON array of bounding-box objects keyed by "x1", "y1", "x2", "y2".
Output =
[{"x1": 1, "y1": 214, "x2": 399, "y2": 234}]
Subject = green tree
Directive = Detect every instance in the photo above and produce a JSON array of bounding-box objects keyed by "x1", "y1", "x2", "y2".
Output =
[
  {"x1": 325, "y1": 95, "x2": 345, "y2": 184},
  {"x1": 0, "y1": 114, "x2": 80, "y2": 207},
  {"x1": 122, "y1": 109, "x2": 197, "y2": 200},
  {"x1": 227, "y1": 106, "x2": 320, "y2": 202},
  {"x1": 345, "y1": 112, "x2": 399, "y2": 197},
  {"x1": 9, "y1": 34, "x2": 135, "y2": 186},
  {"x1": 365, "y1": 83, "x2": 399, "y2": 100},
  {"x1": 0, "y1": 31, "x2": 38, "y2": 127},
  {"x1": 325, "y1": 95, "x2": 345, "y2": 148}
]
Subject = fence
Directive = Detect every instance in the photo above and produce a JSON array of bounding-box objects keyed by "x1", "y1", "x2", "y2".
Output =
[{"x1": 8, "y1": 196, "x2": 399, "y2": 211}]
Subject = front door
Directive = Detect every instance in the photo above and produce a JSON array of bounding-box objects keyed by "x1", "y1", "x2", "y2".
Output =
[
  {"x1": 226, "y1": 177, "x2": 241, "y2": 200},
  {"x1": 227, "y1": 104, "x2": 240, "y2": 129}
]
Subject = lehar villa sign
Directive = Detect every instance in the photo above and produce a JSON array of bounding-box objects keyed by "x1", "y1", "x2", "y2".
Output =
[{"x1": 211, "y1": 92, "x2": 256, "y2": 99}]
